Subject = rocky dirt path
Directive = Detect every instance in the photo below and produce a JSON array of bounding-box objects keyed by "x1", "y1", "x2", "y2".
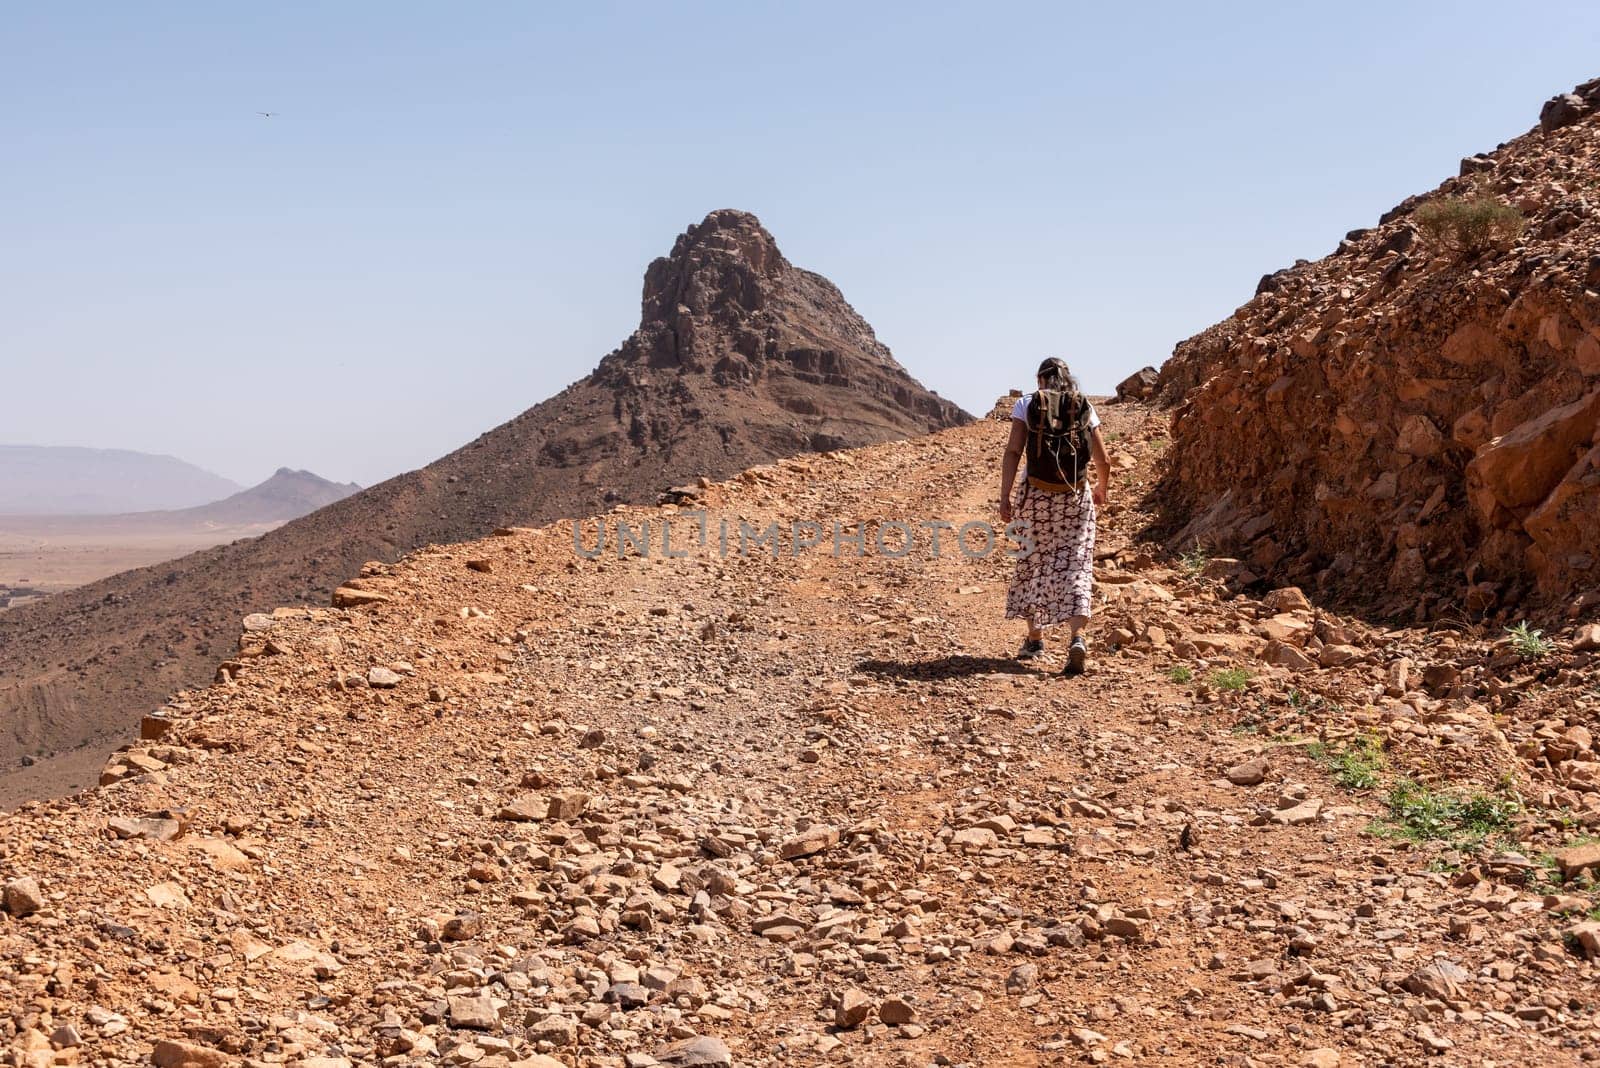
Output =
[{"x1": 4, "y1": 403, "x2": 1599, "y2": 1067}]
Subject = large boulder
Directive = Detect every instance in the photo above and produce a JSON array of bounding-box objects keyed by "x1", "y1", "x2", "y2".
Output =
[
  {"x1": 1115, "y1": 367, "x2": 1160, "y2": 402},
  {"x1": 1467, "y1": 389, "x2": 1600, "y2": 519}
]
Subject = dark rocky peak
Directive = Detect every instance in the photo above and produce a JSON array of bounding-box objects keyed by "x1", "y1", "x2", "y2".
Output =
[
  {"x1": 600, "y1": 209, "x2": 912, "y2": 396},
  {"x1": 641, "y1": 209, "x2": 787, "y2": 324}
]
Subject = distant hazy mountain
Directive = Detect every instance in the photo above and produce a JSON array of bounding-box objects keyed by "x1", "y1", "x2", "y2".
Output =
[
  {"x1": 0, "y1": 445, "x2": 242, "y2": 515},
  {"x1": 177, "y1": 468, "x2": 362, "y2": 525}
]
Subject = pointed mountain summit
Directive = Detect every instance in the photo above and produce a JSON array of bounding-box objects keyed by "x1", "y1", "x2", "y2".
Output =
[
  {"x1": 0, "y1": 210, "x2": 968, "y2": 804},
  {"x1": 174, "y1": 468, "x2": 362, "y2": 525}
]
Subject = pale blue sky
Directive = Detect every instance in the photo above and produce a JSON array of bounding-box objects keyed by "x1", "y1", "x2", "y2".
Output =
[{"x1": 5, "y1": 2, "x2": 1598, "y2": 486}]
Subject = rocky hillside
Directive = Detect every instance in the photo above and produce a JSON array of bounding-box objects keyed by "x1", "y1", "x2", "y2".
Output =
[
  {"x1": 1156, "y1": 77, "x2": 1600, "y2": 623},
  {"x1": 0, "y1": 210, "x2": 967, "y2": 806},
  {"x1": 3, "y1": 403, "x2": 1598, "y2": 1066}
]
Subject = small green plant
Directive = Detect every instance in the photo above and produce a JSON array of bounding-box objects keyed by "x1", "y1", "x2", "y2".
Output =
[
  {"x1": 1150, "y1": 437, "x2": 1169, "y2": 451},
  {"x1": 1415, "y1": 196, "x2": 1525, "y2": 255},
  {"x1": 1505, "y1": 621, "x2": 1552, "y2": 660},
  {"x1": 1210, "y1": 667, "x2": 1252, "y2": 693},
  {"x1": 1307, "y1": 734, "x2": 1384, "y2": 791},
  {"x1": 1378, "y1": 779, "x2": 1519, "y2": 846},
  {"x1": 1527, "y1": 852, "x2": 1569, "y2": 893},
  {"x1": 1179, "y1": 542, "x2": 1210, "y2": 578},
  {"x1": 1167, "y1": 664, "x2": 1193, "y2": 684}
]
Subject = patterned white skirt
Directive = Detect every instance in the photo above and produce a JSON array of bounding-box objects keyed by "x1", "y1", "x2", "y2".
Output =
[{"x1": 1004, "y1": 480, "x2": 1097, "y2": 626}]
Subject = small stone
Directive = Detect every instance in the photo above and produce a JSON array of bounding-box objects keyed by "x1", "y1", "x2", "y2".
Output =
[
  {"x1": 1573, "y1": 622, "x2": 1600, "y2": 652},
  {"x1": 1404, "y1": 958, "x2": 1469, "y2": 1002},
  {"x1": 1302, "y1": 1050, "x2": 1340, "y2": 1068},
  {"x1": 1226, "y1": 757, "x2": 1268, "y2": 786},
  {"x1": 140, "y1": 715, "x2": 175, "y2": 740},
  {"x1": 1264, "y1": 640, "x2": 1315, "y2": 671},
  {"x1": 1569, "y1": 921, "x2": 1600, "y2": 958},
  {"x1": 546, "y1": 790, "x2": 590, "y2": 820},
  {"x1": 605, "y1": 981, "x2": 652, "y2": 1009},
  {"x1": 2, "y1": 877, "x2": 44, "y2": 917},
  {"x1": 368, "y1": 666, "x2": 402, "y2": 688},
  {"x1": 1553, "y1": 843, "x2": 1600, "y2": 881},
  {"x1": 654, "y1": 1035, "x2": 733, "y2": 1067},
  {"x1": 496, "y1": 795, "x2": 548, "y2": 822},
  {"x1": 951, "y1": 826, "x2": 999, "y2": 851},
  {"x1": 152, "y1": 1040, "x2": 228, "y2": 1068},
  {"x1": 835, "y1": 987, "x2": 872, "y2": 1029},
  {"x1": 441, "y1": 911, "x2": 484, "y2": 941},
  {"x1": 449, "y1": 994, "x2": 500, "y2": 1031},
  {"x1": 1102, "y1": 916, "x2": 1149, "y2": 942},
  {"x1": 107, "y1": 816, "x2": 182, "y2": 842},
  {"x1": 1317, "y1": 644, "x2": 1361, "y2": 667},
  {"x1": 1413, "y1": 1023, "x2": 1453, "y2": 1053},
  {"x1": 1263, "y1": 587, "x2": 1311, "y2": 613},
  {"x1": 879, "y1": 997, "x2": 917, "y2": 1025},
  {"x1": 779, "y1": 825, "x2": 840, "y2": 860},
  {"x1": 332, "y1": 586, "x2": 389, "y2": 607},
  {"x1": 1005, "y1": 963, "x2": 1039, "y2": 994},
  {"x1": 525, "y1": 1014, "x2": 577, "y2": 1046},
  {"x1": 1271, "y1": 798, "x2": 1322, "y2": 825},
  {"x1": 466, "y1": 558, "x2": 494, "y2": 573}
]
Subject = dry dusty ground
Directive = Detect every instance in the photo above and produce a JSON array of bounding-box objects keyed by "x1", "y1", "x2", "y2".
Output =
[
  {"x1": 0, "y1": 521, "x2": 286, "y2": 607},
  {"x1": 2, "y1": 402, "x2": 1599, "y2": 1068}
]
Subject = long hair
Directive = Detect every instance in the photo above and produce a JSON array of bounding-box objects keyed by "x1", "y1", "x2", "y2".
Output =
[{"x1": 1036, "y1": 357, "x2": 1085, "y2": 409}]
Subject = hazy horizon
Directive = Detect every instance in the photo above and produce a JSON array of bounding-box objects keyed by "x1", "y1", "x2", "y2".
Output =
[{"x1": 6, "y1": 1, "x2": 1600, "y2": 486}]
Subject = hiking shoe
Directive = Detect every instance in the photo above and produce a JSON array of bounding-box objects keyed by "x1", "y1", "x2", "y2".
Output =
[
  {"x1": 1064, "y1": 637, "x2": 1088, "y2": 676},
  {"x1": 1016, "y1": 638, "x2": 1044, "y2": 661}
]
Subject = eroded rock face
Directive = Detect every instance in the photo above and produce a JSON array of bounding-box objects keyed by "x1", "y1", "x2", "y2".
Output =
[{"x1": 1156, "y1": 79, "x2": 1600, "y2": 617}]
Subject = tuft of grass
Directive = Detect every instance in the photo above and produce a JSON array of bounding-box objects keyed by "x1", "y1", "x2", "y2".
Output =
[
  {"x1": 1376, "y1": 779, "x2": 1519, "y2": 846},
  {"x1": 1286, "y1": 688, "x2": 1331, "y2": 715},
  {"x1": 1167, "y1": 664, "x2": 1194, "y2": 684},
  {"x1": 1210, "y1": 668, "x2": 1252, "y2": 693},
  {"x1": 1415, "y1": 196, "x2": 1524, "y2": 255},
  {"x1": 1307, "y1": 734, "x2": 1384, "y2": 791},
  {"x1": 1179, "y1": 542, "x2": 1210, "y2": 578},
  {"x1": 1505, "y1": 621, "x2": 1552, "y2": 660}
]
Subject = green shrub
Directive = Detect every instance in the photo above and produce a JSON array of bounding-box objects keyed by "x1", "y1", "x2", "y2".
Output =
[
  {"x1": 1179, "y1": 543, "x2": 1210, "y2": 578},
  {"x1": 1505, "y1": 621, "x2": 1552, "y2": 660},
  {"x1": 1167, "y1": 665, "x2": 1193, "y2": 684},
  {"x1": 1378, "y1": 779, "x2": 1519, "y2": 844},
  {"x1": 1415, "y1": 196, "x2": 1524, "y2": 254},
  {"x1": 1307, "y1": 734, "x2": 1384, "y2": 791},
  {"x1": 1210, "y1": 668, "x2": 1251, "y2": 692}
]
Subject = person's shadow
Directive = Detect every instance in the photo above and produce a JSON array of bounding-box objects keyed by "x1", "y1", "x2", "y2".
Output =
[{"x1": 855, "y1": 655, "x2": 1039, "y2": 680}]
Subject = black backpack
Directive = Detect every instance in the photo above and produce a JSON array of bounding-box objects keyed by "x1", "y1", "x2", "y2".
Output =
[{"x1": 1025, "y1": 389, "x2": 1091, "y2": 486}]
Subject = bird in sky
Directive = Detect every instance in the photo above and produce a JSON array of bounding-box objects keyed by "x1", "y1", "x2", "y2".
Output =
[{"x1": 258, "y1": 112, "x2": 278, "y2": 118}]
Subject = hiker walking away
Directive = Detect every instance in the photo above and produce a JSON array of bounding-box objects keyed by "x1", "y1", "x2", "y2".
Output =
[{"x1": 999, "y1": 358, "x2": 1110, "y2": 675}]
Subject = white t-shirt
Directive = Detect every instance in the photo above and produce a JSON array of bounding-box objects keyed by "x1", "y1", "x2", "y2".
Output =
[{"x1": 1012, "y1": 394, "x2": 1101, "y2": 430}]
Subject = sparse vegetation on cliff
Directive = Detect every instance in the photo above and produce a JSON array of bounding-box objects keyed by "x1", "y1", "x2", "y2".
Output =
[{"x1": 1414, "y1": 195, "x2": 1525, "y2": 255}]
